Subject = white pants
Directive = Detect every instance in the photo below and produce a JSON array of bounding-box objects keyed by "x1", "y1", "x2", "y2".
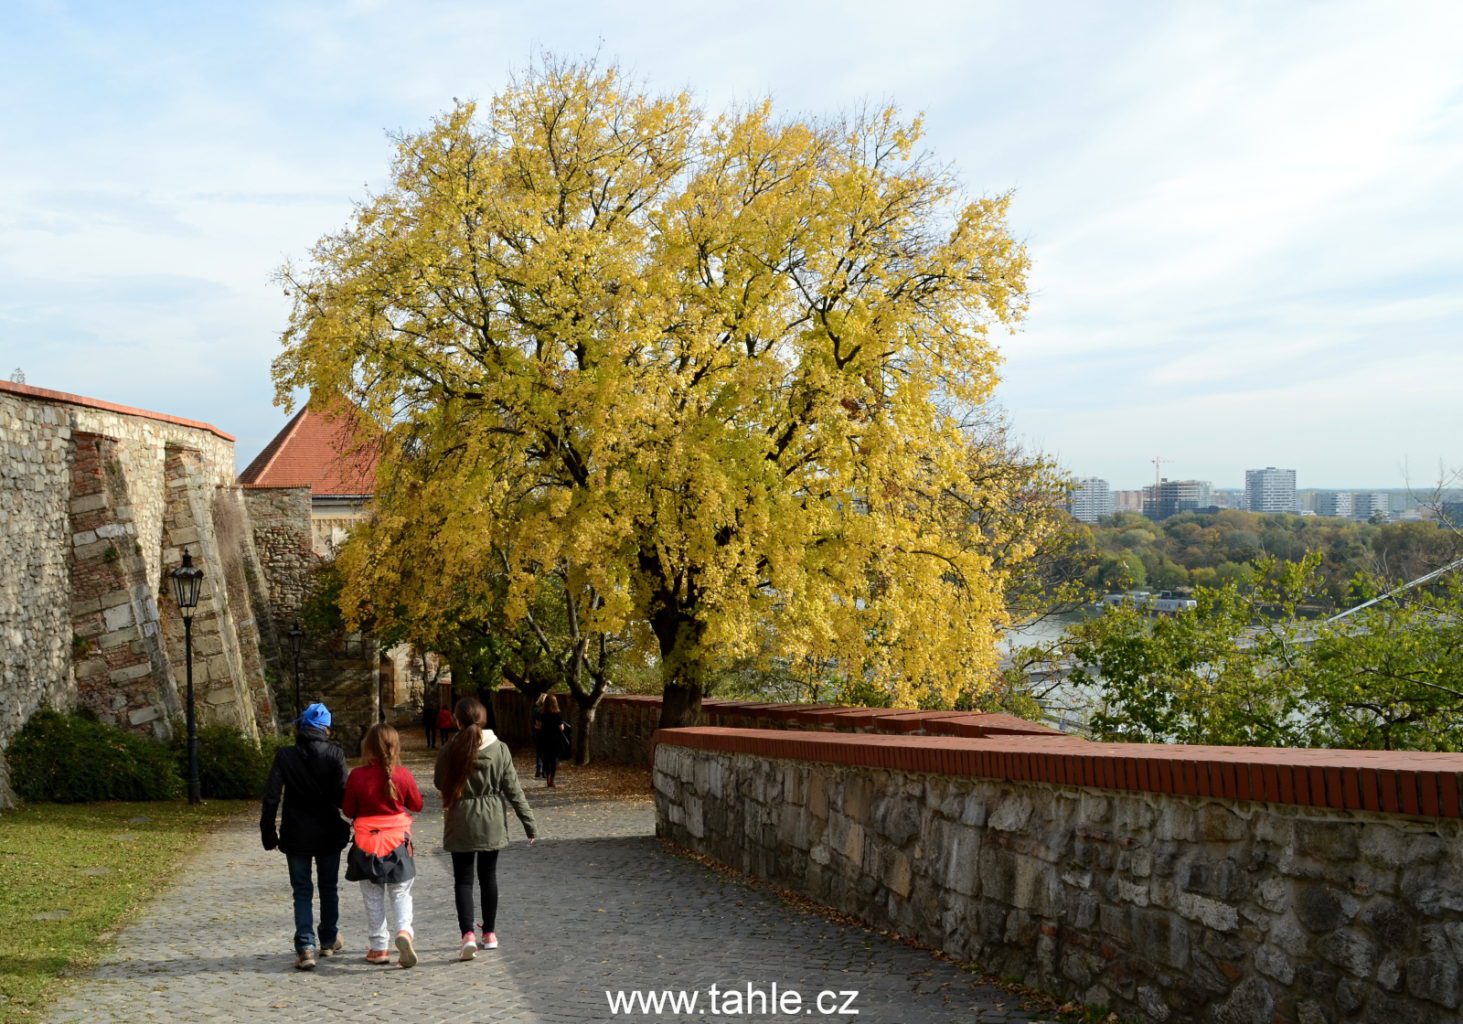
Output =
[{"x1": 358, "y1": 878, "x2": 414, "y2": 951}]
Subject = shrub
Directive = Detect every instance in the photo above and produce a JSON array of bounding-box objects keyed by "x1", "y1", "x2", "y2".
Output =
[
  {"x1": 9, "y1": 708, "x2": 183, "y2": 802},
  {"x1": 170, "y1": 724, "x2": 286, "y2": 800}
]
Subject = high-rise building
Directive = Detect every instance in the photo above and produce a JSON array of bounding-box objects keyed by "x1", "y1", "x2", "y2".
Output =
[
  {"x1": 1069, "y1": 478, "x2": 1115, "y2": 523},
  {"x1": 1143, "y1": 479, "x2": 1213, "y2": 521},
  {"x1": 1352, "y1": 492, "x2": 1390, "y2": 522},
  {"x1": 1245, "y1": 467, "x2": 1298, "y2": 514},
  {"x1": 1113, "y1": 490, "x2": 1145, "y2": 513},
  {"x1": 1314, "y1": 492, "x2": 1354, "y2": 518}
]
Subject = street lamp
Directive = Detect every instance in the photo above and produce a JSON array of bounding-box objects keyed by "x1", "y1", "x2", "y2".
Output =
[
  {"x1": 169, "y1": 548, "x2": 204, "y2": 806},
  {"x1": 288, "y1": 622, "x2": 304, "y2": 719}
]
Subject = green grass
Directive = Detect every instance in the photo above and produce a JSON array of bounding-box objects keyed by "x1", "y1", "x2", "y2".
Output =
[{"x1": 0, "y1": 799, "x2": 246, "y2": 1023}]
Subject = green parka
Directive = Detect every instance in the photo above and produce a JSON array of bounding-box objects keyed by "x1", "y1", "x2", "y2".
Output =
[{"x1": 434, "y1": 731, "x2": 537, "y2": 852}]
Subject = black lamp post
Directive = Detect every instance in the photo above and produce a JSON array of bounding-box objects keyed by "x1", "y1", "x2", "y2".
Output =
[
  {"x1": 169, "y1": 548, "x2": 204, "y2": 806},
  {"x1": 288, "y1": 622, "x2": 304, "y2": 719}
]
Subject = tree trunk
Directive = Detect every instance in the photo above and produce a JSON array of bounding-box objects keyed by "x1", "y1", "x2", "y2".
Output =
[
  {"x1": 651, "y1": 606, "x2": 706, "y2": 729},
  {"x1": 659, "y1": 680, "x2": 703, "y2": 728},
  {"x1": 572, "y1": 701, "x2": 597, "y2": 766}
]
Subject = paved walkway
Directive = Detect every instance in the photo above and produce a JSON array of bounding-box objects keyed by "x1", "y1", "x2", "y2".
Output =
[{"x1": 45, "y1": 754, "x2": 1054, "y2": 1024}]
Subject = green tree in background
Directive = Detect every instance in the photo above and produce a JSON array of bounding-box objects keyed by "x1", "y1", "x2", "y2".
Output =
[
  {"x1": 1057, "y1": 556, "x2": 1463, "y2": 751},
  {"x1": 1076, "y1": 510, "x2": 1460, "y2": 608}
]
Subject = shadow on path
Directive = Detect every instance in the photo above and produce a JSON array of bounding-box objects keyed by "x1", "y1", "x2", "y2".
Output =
[{"x1": 43, "y1": 752, "x2": 1053, "y2": 1024}]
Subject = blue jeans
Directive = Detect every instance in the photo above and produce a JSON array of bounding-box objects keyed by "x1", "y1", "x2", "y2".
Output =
[{"x1": 285, "y1": 851, "x2": 340, "y2": 952}]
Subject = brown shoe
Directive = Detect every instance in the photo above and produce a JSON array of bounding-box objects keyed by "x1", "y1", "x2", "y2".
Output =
[
  {"x1": 295, "y1": 948, "x2": 317, "y2": 971},
  {"x1": 320, "y1": 937, "x2": 344, "y2": 957}
]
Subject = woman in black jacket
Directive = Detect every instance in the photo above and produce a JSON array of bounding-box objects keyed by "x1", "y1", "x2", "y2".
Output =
[
  {"x1": 260, "y1": 703, "x2": 351, "y2": 970},
  {"x1": 535, "y1": 696, "x2": 566, "y2": 788}
]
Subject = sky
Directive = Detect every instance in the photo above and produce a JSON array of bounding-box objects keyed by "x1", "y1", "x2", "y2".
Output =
[{"x1": 2, "y1": 1, "x2": 1461, "y2": 490}]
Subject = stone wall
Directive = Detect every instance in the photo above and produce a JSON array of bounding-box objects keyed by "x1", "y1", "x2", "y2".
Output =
[
  {"x1": 240, "y1": 486, "x2": 315, "y2": 720},
  {"x1": 654, "y1": 729, "x2": 1463, "y2": 1024},
  {"x1": 0, "y1": 394, "x2": 75, "y2": 802},
  {"x1": 240, "y1": 484, "x2": 386, "y2": 745},
  {"x1": 0, "y1": 382, "x2": 277, "y2": 804},
  {"x1": 67, "y1": 432, "x2": 177, "y2": 733}
]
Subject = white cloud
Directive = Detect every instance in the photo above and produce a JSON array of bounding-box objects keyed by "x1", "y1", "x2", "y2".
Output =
[{"x1": 0, "y1": 0, "x2": 1459, "y2": 486}]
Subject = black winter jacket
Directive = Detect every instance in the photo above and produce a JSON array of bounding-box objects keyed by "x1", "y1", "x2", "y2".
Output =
[{"x1": 260, "y1": 728, "x2": 350, "y2": 855}]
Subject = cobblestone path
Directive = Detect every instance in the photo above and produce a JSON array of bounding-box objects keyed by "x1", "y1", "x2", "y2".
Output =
[{"x1": 45, "y1": 754, "x2": 1053, "y2": 1024}]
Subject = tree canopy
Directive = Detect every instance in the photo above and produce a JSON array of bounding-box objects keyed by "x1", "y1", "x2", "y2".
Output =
[
  {"x1": 1076, "y1": 510, "x2": 1459, "y2": 606},
  {"x1": 1055, "y1": 557, "x2": 1463, "y2": 751},
  {"x1": 274, "y1": 58, "x2": 1050, "y2": 724}
]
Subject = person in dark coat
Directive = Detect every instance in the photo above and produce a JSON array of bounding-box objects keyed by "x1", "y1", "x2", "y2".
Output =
[
  {"x1": 260, "y1": 703, "x2": 351, "y2": 970},
  {"x1": 530, "y1": 693, "x2": 547, "y2": 778},
  {"x1": 535, "y1": 695, "x2": 566, "y2": 788},
  {"x1": 423, "y1": 698, "x2": 438, "y2": 750}
]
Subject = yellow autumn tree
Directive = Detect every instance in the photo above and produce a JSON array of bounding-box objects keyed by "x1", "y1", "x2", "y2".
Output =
[{"x1": 274, "y1": 57, "x2": 1047, "y2": 726}]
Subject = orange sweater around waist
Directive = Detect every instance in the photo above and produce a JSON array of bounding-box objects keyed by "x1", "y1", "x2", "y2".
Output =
[{"x1": 352, "y1": 812, "x2": 413, "y2": 858}]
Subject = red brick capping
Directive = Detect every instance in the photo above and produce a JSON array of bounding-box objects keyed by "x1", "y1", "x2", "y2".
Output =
[
  {"x1": 652, "y1": 727, "x2": 1463, "y2": 819},
  {"x1": 492, "y1": 687, "x2": 1065, "y2": 743},
  {"x1": 0, "y1": 379, "x2": 235, "y2": 441}
]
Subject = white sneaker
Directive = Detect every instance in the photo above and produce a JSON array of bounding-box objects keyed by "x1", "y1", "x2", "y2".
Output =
[{"x1": 460, "y1": 932, "x2": 478, "y2": 961}]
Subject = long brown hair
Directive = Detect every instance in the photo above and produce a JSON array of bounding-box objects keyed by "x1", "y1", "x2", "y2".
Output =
[
  {"x1": 361, "y1": 723, "x2": 402, "y2": 805},
  {"x1": 438, "y1": 697, "x2": 487, "y2": 809}
]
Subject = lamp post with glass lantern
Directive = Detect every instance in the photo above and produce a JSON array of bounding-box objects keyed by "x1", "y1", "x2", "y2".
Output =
[
  {"x1": 288, "y1": 622, "x2": 304, "y2": 719},
  {"x1": 169, "y1": 548, "x2": 204, "y2": 806}
]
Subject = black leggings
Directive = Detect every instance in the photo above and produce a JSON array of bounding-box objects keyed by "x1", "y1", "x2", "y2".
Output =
[{"x1": 451, "y1": 850, "x2": 500, "y2": 935}]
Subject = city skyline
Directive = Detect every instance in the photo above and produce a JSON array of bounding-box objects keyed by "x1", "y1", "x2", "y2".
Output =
[
  {"x1": 1078, "y1": 470, "x2": 1452, "y2": 495},
  {"x1": 2, "y1": 2, "x2": 1460, "y2": 486}
]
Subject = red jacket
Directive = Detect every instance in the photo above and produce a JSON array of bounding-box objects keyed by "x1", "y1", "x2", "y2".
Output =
[{"x1": 342, "y1": 763, "x2": 424, "y2": 819}]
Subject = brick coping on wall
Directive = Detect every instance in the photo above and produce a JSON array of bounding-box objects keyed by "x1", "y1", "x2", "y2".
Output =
[
  {"x1": 0, "y1": 380, "x2": 235, "y2": 442},
  {"x1": 496, "y1": 688, "x2": 1064, "y2": 739},
  {"x1": 652, "y1": 726, "x2": 1463, "y2": 819}
]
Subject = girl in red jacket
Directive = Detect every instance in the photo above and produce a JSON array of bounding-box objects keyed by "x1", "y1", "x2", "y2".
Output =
[{"x1": 342, "y1": 724, "x2": 424, "y2": 967}]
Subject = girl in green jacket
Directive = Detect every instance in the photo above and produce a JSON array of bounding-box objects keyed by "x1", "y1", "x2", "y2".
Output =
[{"x1": 434, "y1": 697, "x2": 537, "y2": 959}]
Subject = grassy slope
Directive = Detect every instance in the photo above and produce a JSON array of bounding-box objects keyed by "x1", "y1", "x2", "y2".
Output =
[{"x1": 0, "y1": 800, "x2": 246, "y2": 1023}]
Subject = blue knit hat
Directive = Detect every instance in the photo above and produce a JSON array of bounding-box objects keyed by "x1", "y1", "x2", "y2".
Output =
[{"x1": 297, "y1": 702, "x2": 332, "y2": 729}]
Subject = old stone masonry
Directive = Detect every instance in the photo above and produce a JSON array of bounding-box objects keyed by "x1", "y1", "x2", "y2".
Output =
[{"x1": 42, "y1": 766, "x2": 1058, "y2": 1024}]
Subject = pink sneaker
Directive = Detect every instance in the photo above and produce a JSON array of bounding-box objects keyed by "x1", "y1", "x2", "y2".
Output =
[
  {"x1": 480, "y1": 931, "x2": 499, "y2": 950},
  {"x1": 395, "y1": 930, "x2": 418, "y2": 969},
  {"x1": 460, "y1": 931, "x2": 478, "y2": 961},
  {"x1": 365, "y1": 948, "x2": 390, "y2": 965}
]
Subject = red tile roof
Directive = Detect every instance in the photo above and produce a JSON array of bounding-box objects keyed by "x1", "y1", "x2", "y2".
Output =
[{"x1": 238, "y1": 401, "x2": 378, "y2": 496}]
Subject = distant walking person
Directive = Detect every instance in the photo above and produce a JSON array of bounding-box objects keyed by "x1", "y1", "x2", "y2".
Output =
[
  {"x1": 434, "y1": 697, "x2": 537, "y2": 960},
  {"x1": 423, "y1": 699, "x2": 438, "y2": 750},
  {"x1": 436, "y1": 703, "x2": 456, "y2": 745},
  {"x1": 530, "y1": 693, "x2": 547, "y2": 778},
  {"x1": 536, "y1": 695, "x2": 566, "y2": 788},
  {"x1": 260, "y1": 703, "x2": 351, "y2": 971},
  {"x1": 342, "y1": 724, "x2": 423, "y2": 968}
]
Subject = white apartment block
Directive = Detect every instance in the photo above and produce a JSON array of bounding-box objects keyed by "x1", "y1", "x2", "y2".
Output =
[
  {"x1": 1352, "y1": 492, "x2": 1391, "y2": 522},
  {"x1": 1245, "y1": 467, "x2": 1298, "y2": 514},
  {"x1": 1069, "y1": 477, "x2": 1116, "y2": 523},
  {"x1": 1314, "y1": 492, "x2": 1354, "y2": 518}
]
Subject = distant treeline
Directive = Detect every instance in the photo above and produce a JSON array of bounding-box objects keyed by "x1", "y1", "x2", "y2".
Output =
[{"x1": 1075, "y1": 510, "x2": 1460, "y2": 607}]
